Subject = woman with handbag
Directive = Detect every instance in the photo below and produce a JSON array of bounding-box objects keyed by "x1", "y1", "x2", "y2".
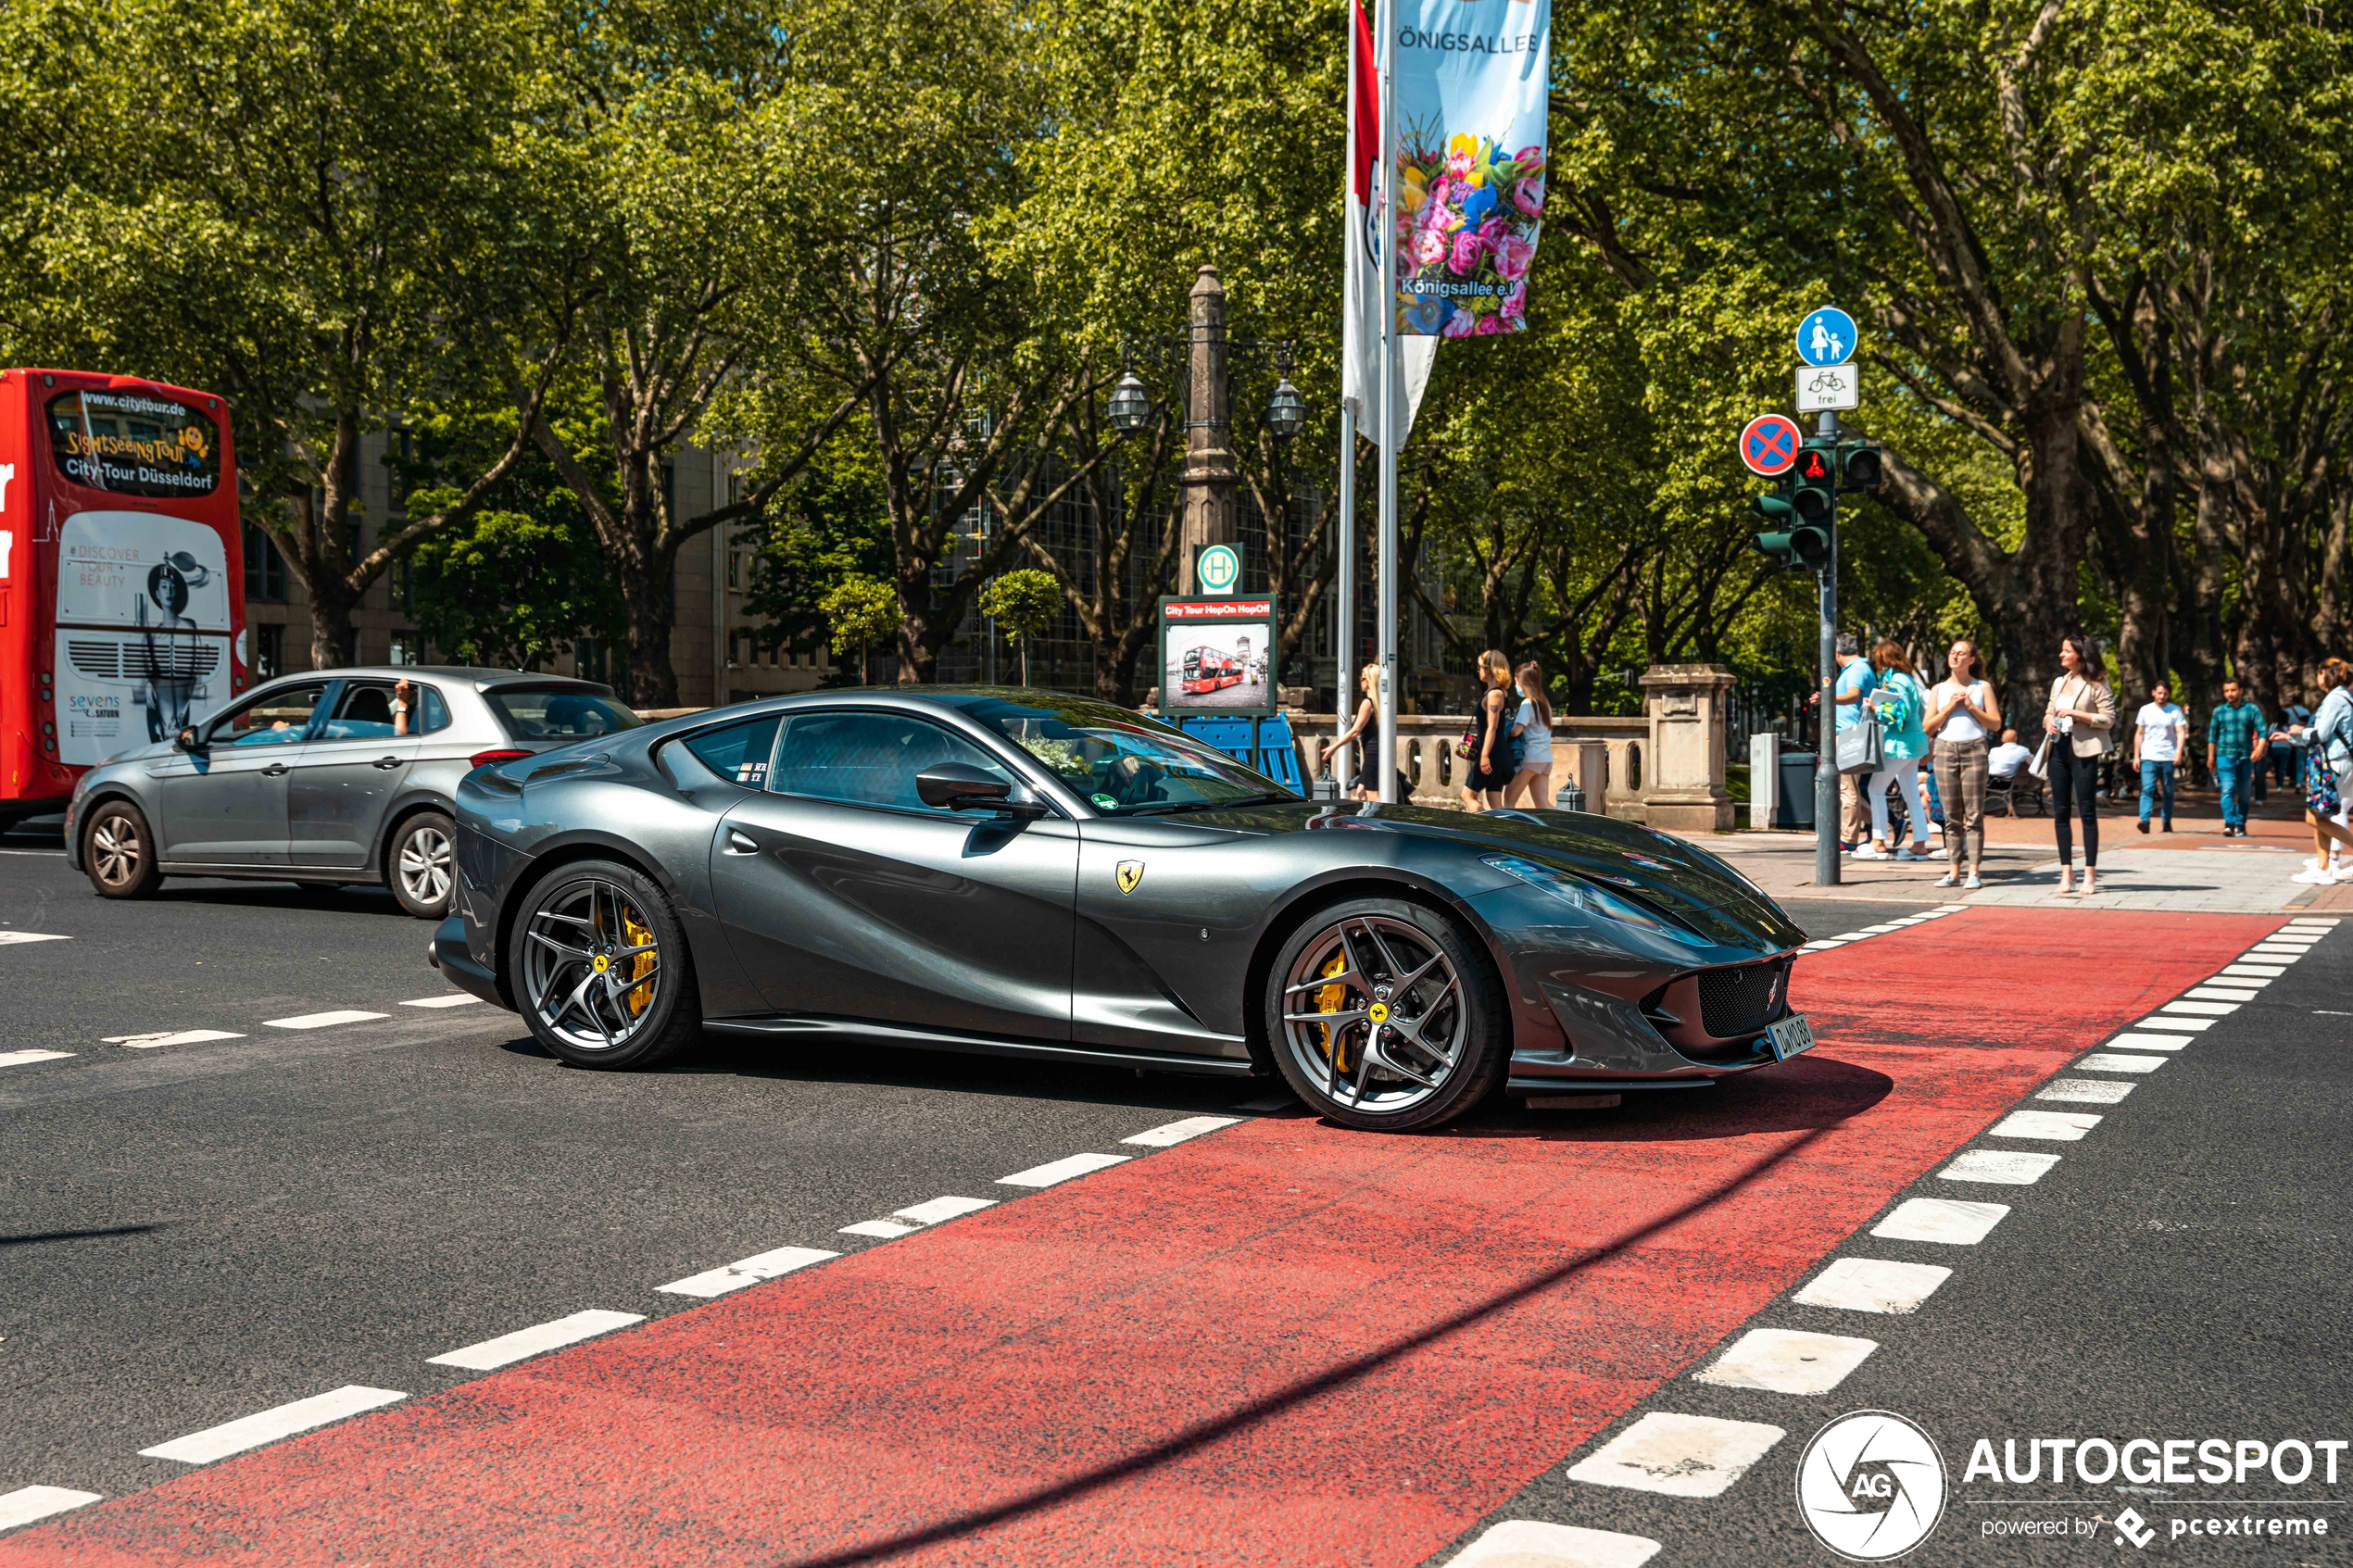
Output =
[
  {"x1": 1321, "y1": 662, "x2": 1415, "y2": 803},
  {"x1": 2286, "y1": 659, "x2": 2353, "y2": 884},
  {"x1": 1857, "y1": 640, "x2": 1931, "y2": 860},
  {"x1": 2040, "y1": 633, "x2": 2117, "y2": 896},
  {"x1": 1458, "y1": 649, "x2": 1515, "y2": 812}
]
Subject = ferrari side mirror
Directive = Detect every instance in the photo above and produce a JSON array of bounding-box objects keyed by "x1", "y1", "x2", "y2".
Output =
[{"x1": 916, "y1": 762, "x2": 1015, "y2": 811}]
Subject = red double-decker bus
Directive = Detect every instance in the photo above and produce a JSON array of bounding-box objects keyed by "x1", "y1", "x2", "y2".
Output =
[{"x1": 0, "y1": 370, "x2": 244, "y2": 828}]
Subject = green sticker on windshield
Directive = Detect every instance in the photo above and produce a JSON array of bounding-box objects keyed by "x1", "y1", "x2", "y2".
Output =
[{"x1": 1091, "y1": 793, "x2": 1119, "y2": 809}]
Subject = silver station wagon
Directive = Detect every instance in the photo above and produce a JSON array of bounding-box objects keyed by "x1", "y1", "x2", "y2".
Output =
[{"x1": 64, "y1": 666, "x2": 641, "y2": 918}]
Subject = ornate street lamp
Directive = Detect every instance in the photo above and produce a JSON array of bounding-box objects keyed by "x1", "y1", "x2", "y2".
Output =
[
  {"x1": 1106, "y1": 370, "x2": 1152, "y2": 435},
  {"x1": 1264, "y1": 376, "x2": 1306, "y2": 443}
]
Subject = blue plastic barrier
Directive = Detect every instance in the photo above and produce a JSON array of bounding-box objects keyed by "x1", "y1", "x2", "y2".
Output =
[{"x1": 1176, "y1": 713, "x2": 1305, "y2": 797}]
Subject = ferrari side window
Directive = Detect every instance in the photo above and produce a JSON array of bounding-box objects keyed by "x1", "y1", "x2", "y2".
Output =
[
  {"x1": 683, "y1": 715, "x2": 782, "y2": 790},
  {"x1": 772, "y1": 711, "x2": 1015, "y2": 814}
]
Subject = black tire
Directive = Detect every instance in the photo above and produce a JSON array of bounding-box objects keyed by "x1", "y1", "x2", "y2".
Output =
[
  {"x1": 386, "y1": 810, "x2": 458, "y2": 920},
  {"x1": 508, "y1": 858, "x2": 699, "y2": 1070},
  {"x1": 1262, "y1": 896, "x2": 1507, "y2": 1132},
  {"x1": 82, "y1": 800, "x2": 163, "y2": 899}
]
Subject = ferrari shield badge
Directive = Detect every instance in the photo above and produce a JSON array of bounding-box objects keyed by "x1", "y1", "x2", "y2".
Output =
[{"x1": 1116, "y1": 859, "x2": 1145, "y2": 895}]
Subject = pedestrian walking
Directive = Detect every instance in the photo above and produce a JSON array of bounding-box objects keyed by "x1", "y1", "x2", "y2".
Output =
[
  {"x1": 1321, "y1": 663, "x2": 1414, "y2": 804},
  {"x1": 2041, "y1": 633, "x2": 2117, "y2": 896},
  {"x1": 2287, "y1": 659, "x2": 2353, "y2": 884},
  {"x1": 1831, "y1": 633, "x2": 1876, "y2": 852},
  {"x1": 1858, "y1": 640, "x2": 1932, "y2": 861},
  {"x1": 1504, "y1": 661, "x2": 1554, "y2": 808},
  {"x1": 2131, "y1": 681, "x2": 2189, "y2": 834},
  {"x1": 1459, "y1": 649, "x2": 1514, "y2": 812},
  {"x1": 2205, "y1": 677, "x2": 2266, "y2": 837},
  {"x1": 1925, "y1": 636, "x2": 1999, "y2": 889}
]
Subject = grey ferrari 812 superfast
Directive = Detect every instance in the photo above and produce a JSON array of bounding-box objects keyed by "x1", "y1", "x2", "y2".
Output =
[{"x1": 433, "y1": 688, "x2": 1814, "y2": 1130}]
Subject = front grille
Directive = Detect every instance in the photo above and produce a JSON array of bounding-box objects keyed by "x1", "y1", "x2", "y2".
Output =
[{"x1": 1696, "y1": 959, "x2": 1789, "y2": 1038}]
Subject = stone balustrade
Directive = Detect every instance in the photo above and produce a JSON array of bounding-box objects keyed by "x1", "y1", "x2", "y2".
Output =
[{"x1": 1292, "y1": 712, "x2": 1650, "y2": 817}]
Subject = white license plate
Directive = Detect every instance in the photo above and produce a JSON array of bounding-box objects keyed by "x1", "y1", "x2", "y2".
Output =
[{"x1": 1768, "y1": 1013, "x2": 1817, "y2": 1061}]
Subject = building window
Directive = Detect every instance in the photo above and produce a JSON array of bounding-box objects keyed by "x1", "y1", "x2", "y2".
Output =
[
  {"x1": 244, "y1": 524, "x2": 288, "y2": 602},
  {"x1": 387, "y1": 635, "x2": 421, "y2": 667},
  {"x1": 727, "y1": 549, "x2": 742, "y2": 591},
  {"x1": 254, "y1": 621, "x2": 286, "y2": 680}
]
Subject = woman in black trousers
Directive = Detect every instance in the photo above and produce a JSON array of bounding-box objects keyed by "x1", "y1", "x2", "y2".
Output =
[{"x1": 2041, "y1": 633, "x2": 2118, "y2": 896}]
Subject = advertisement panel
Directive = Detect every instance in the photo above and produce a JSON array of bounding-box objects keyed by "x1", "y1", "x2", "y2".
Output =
[
  {"x1": 1158, "y1": 596, "x2": 1277, "y2": 718},
  {"x1": 52, "y1": 510, "x2": 231, "y2": 763}
]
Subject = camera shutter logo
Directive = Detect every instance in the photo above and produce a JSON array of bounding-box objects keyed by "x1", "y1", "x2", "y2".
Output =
[{"x1": 1795, "y1": 1410, "x2": 1947, "y2": 1561}]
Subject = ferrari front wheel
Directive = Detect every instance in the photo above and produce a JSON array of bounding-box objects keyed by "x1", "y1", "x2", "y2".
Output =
[
  {"x1": 512, "y1": 859, "x2": 700, "y2": 1070},
  {"x1": 1265, "y1": 897, "x2": 1506, "y2": 1131}
]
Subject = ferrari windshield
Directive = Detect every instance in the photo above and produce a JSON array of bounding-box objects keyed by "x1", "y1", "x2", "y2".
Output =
[{"x1": 964, "y1": 695, "x2": 1286, "y2": 814}]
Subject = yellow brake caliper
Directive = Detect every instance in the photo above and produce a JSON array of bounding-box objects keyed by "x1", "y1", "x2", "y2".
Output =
[
  {"x1": 1313, "y1": 950, "x2": 1352, "y2": 1073},
  {"x1": 622, "y1": 907, "x2": 657, "y2": 1016}
]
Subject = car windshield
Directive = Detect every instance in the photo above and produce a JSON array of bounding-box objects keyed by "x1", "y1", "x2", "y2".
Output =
[
  {"x1": 483, "y1": 686, "x2": 643, "y2": 741},
  {"x1": 964, "y1": 694, "x2": 1285, "y2": 814}
]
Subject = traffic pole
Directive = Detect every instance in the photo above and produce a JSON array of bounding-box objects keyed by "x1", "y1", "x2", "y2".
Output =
[
  {"x1": 1335, "y1": 403, "x2": 1356, "y2": 796},
  {"x1": 1816, "y1": 408, "x2": 1841, "y2": 886},
  {"x1": 1373, "y1": 0, "x2": 1400, "y2": 804}
]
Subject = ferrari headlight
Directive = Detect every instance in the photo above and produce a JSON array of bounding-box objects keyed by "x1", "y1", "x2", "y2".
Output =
[{"x1": 1481, "y1": 854, "x2": 1713, "y2": 947}]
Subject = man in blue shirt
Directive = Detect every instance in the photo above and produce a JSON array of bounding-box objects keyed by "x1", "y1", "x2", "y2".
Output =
[
  {"x1": 1832, "y1": 633, "x2": 1875, "y2": 849},
  {"x1": 2207, "y1": 678, "x2": 2268, "y2": 836}
]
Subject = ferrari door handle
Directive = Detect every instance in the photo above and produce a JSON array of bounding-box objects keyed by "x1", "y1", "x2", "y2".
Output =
[
  {"x1": 725, "y1": 830, "x2": 760, "y2": 855},
  {"x1": 261, "y1": 762, "x2": 290, "y2": 777},
  {"x1": 372, "y1": 756, "x2": 402, "y2": 770}
]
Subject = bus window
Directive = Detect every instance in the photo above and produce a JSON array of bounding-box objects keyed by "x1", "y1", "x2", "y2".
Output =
[{"x1": 46, "y1": 388, "x2": 220, "y2": 499}]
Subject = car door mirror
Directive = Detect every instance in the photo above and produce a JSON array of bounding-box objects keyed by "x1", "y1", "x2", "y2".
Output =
[
  {"x1": 916, "y1": 762, "x2": 1037, "y2": 814},
  {"x1": 174, "y1": 726, "x2": 207, "y2": 754}
]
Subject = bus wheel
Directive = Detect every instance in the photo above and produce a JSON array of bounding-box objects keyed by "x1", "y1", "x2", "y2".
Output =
[{"x1": 84, "y1": 801, "x2": 163, "y2": 899}]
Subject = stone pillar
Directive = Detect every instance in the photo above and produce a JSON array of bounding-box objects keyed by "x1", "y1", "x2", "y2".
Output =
[
  {"x1": 1639, "y1": 664, "x2": 1736, "y2": 833},
  {"x1": 1176, "y1": 265, "x2": 1238, "y2": 593}
]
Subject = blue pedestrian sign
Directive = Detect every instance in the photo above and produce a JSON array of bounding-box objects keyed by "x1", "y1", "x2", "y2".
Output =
[{"x1": 1795, "y1": 307, "x2": 1858, "y2": 368}]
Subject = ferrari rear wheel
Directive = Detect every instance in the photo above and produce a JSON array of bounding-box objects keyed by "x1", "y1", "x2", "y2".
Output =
[
  {"x1": 1265, "y1": 897, "x2": 1506, "y2": 1131},
  {"x1": 512, "y1": 859, "x2": 699, "y2": 1070}
]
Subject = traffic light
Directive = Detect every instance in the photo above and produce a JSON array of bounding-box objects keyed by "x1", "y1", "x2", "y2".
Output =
[
  {"x1": 1839, "y1": 442, "x2": 1883, "y2": 491},
  {"x1": 1751, "y1": 440, "x2": 1837, "y2": 571}
]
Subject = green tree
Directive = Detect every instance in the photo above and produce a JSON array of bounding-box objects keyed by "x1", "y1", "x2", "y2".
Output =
[
  {"x1": 405, "y1": 497, "x2": 623, "y2": 672},
  {"x1": 820, "y1": 575, "x2": 901, "y2": 687},
  {"x1": 978, "y1": 570, "x2": 1063, "y2": 686}
]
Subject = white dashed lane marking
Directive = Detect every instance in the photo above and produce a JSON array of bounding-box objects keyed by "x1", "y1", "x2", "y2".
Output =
[
  {"x1": 426, "y1": 1310, "x2": 644, "y2": 1371},
  {"x1": 998, "y1": 1151, "x2": 1129, "y2": 1188},
  {"x1": 1989, "y1": 1110, "x2": 2101, "y2": 1141},
  {"x1": 1452, "y1": 1520, "x2": 1661, "y2": 1568},
  {"x1": 1941, "y1": 1148, "x2": 2061, "y2": 1185},
  {"x1": 1793, "y1": 1258, "x2": 1952, "y2": 1314},
  {"x1": 2220, "y1": 964, "x2": 2284, "y2": 978},
  {"x1": 0, "y1": 1486, "x2": 102, "y2": 1532},
  {"x1": 1871, "y1": 1198, "x2": 2010, "y2": 1245},
  {"x1": 0, "y1": 1049, "x2": 74, "y2": 1070},
  {"x1": 102, "y1": 1030, "x2": 244, "y2": 1049},
  {"x1": 2133, "y1": 1015, "x2": 2208, "y2": 1033},
  {"x1": 262, "y1": 1010, "x2": 390, "y2": 1031},
  {"x1": 1693, "y1": 1328, "x2": 1879, "y2": 1395},
  {"x1": 0, "y1": 932, "x2": 71, "y2": 946},
  {"x1": 399, "y1": 995, "x2": 481, "y2": 1009},
  {"x1": 2076, "y1": 1052, "x2": 2167, "y2": 1074},
  {"x1": 657, "y1": 1245, "x2": 836, "y2": 1299},
  {"x1": 2105, "y1": 1033, "x2": 2189, "y2": 1051},
  {"x1": 1565, "y1": 1412, "x2": 1786, "y2": 1498},
  {"x1": 2158, "y1": 1000, "x2": 2238, "y2": 1018},
  {"x1": 893, "y1": 1195, "x2": 997, "y2": 1223},
  {"x1": 2038, "y1": 1077, "x2": 2135, "y2": 1104},
  {"x1": 140, "y1": 1386, "x2": 406, "y2": 1464},
  {"x1": 839, "y1": 1219, "x2": 918, "y2": 1238},
  {"x1": 1121, "y1": 1115, "x2": 1240, "y2": 1148},
  {"x1": 2185, "y1": 986, "x2": 2262, "y2": 1002}
]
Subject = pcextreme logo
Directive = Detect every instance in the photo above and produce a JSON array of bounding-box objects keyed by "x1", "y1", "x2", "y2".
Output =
[{"x1": 1797, "y1": 1410, "x2": 1949, "y2": 1561}]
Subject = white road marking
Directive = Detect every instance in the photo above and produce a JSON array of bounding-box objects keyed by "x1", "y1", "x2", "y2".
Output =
[
  {"x1": 2246, "y1": 943, "x2": 2313, "y2": 956},
  {"x1": 262, "y1": 1010, "x2": 389, "y2": 1031},
  {"x1": 399, "y1": 995, "x2": 481, "y2": 1009},
  {"x1": 1450, "y1": 1520, "x2": 1661, "y2": 1568},
  {"x1": 0, "y1": 932, "x2": 70, "y2": 946},
  {"x1": 1793, "y1": 1257, "x2": 1952, "y2": 1314},
  {"x1": 2077, "y1": 1052, "x2": 2167, "y2": 1073},
  {"x1": 2157, "y1": 1000, "x2": 2237, "y2": 1017},
  {"x1": 1940, "y1": 1149, "x2": 2061, "y2": 1185},
  {"x1": 998, "y1": 1151, "x2": 1130, "y2": 1188},
  {"x1": 2218, "y1": 964, "x2": 2284, "y2": 978},
  {"x1": 140, "y1": 1386, "x2": 405, "y2": 1464},
  {"x1": 656, "y1": 1245, "x2": 836, "y2": 1299},
  {"x1": 2104, "y1": 1033, "x2": 2189, "y2": 1052},
  {"x1": 0, "y1": 1486, "x2": 103, "y2": 1532},
  {"x1": 1694, "y1": 1327, "x2": 1880, "y2": 1395},
  {"x1": 1871, "y1": 1198, "x2": 2010, "y2": 1245},
  {"x1": 2133, "y1": 1016, "x2": 2209, "y2": 1033},
  {"x1": 102, "y1": 1029, "x2": 245, "y2": 1049},
  {"x1": 427, "y1": 1309, "x2": 643, "y2": 1371},
  {"x1": 0, "y1": 1049, "x2": 74, "y2": 1070},
  {"x1": 2184, "y1": 985, "x2": 2261, "y2": 1002},
  {"x1": 1856, "y1": 924, "x2": 1904, "y2": 934},
  {"x1": 1886, "y1": 917, "x2": 1931, "y2": 925},
  {"x1": 838, "y1": 1219, "x2": 919, "y2": 1238},
  {"x1": 1830, "y1": 931, "x2": 1878, "y2": 941},
  {"x1": 893, "y1": 1195, "x2": 998, "y2": 1224},
  {"x1": 1989, "y1": 1110, "x2": 2102, "y2": 1141},
  {"x1": 2038, "y1": 1077, "x2": 2135, "y2": 1104},
  {"x1": 1565, "y1": 1411, "x2": 1786, "y2": 1498},
  {"x1": 1122, "y1": 1115, "x2": 1240, "y2": 1148},
  {"x1": 2287, "y1": 916, "x2": 2338, "y2": 925}
]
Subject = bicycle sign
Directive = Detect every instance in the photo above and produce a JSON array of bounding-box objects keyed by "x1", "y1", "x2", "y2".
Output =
[
  {"x1": 1796, "y1": 363, "x2": 1860, "y2": 412},
  {"x1": 1739, "y1": 413, "x2": 1804, "y2": 476}
]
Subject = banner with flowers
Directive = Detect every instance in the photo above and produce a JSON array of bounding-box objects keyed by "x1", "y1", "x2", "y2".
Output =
[{"x1": 1390, "y1": 0, "x2": 1549, "y2": 338}]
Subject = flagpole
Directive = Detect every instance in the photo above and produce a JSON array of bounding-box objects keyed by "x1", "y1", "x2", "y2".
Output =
[
  {"x1": 1334, "y1": 405, "x2": 1356, "y2": 797},
  {"x1": 1373, "y1": 0, "x2": 1400, "y2": 804}
]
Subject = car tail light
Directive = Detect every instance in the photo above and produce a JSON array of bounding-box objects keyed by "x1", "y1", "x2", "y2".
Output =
[{"x1": 470, "y1": 747, "x2": 534, "y2": 770}]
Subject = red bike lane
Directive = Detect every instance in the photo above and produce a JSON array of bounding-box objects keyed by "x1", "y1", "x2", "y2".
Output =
[{"x1": 1, "y1": 909, "x2": 2274, "y2": 1567}]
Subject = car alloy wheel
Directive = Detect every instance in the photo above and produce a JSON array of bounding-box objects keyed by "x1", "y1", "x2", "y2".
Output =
[
  {"x1": 391, "y1": 813, "x2": 456, "y2": 919},
  {"x1": 83, "y1": 802, "x2": 163, "y2": 898},
  {"x1": 512, "y1": 860, "x2": 699, "y2": 1069},
  {"x1": 1270, "y1": 899, "x2": 1504, "y2": 1129}
]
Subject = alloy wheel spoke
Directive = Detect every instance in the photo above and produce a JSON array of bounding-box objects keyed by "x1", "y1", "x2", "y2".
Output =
[
  {"x1": 1284, "y1": 1007, "x2": 1368, "y2": 1028},
  {"x1": 530, "y1": 929, "x2": 591, "y2": 963}
]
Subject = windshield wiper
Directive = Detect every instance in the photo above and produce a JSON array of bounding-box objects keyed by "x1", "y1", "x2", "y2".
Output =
[{"x1": 1117, "y1": 790, "x2": 1296, "y2": 816}]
